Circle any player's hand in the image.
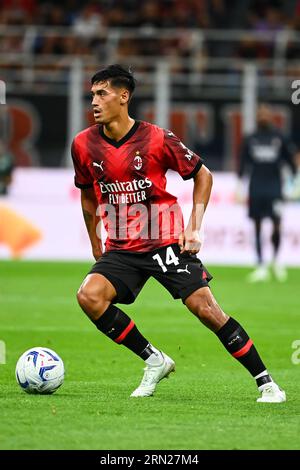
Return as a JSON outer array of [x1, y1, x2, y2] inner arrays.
[[92, 248, 102, 261], [179, 230, 201, 255]]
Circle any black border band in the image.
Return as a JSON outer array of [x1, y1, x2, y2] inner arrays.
[[75, 181, 93, 189], [182, 159, 203, 181]]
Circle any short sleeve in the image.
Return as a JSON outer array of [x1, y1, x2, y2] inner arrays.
[[163, 130, 203, 180], [71, 139, 93, 189]]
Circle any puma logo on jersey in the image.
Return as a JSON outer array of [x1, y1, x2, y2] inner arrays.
[[93, 161, 104, 171], [177, 264, 191, 274]]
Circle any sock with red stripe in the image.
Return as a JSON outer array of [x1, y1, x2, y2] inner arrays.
[[92, 304, 159, 362], [216, 317, 271, 381]]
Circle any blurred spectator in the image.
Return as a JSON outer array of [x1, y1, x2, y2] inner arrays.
[[72, 4, 104, 38], [208, 0, 228, 29], [0, 0, 36, 25], [249, 5, 285, 36], [246, 5, 286, 59], [0, 140, 14, 195], [286, 9, 300, 66], [139, 1, 161, 29], [0, 0, 298, 93]]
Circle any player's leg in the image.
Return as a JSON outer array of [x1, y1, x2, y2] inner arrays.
[[254, 217, 263, 264], [77, 273, 161, 362], [247, 217, 270, 282], [77, 267, 174, 397], [271, 216, 281, 258], [185, 287, 286, 402], [151, 243, 285, 402], [270, 215, 287, 281]]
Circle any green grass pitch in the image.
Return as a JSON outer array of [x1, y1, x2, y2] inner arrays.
[[0, 261, 299, 450]]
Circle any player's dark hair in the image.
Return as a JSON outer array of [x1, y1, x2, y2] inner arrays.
[[91, 64, 136, 97]]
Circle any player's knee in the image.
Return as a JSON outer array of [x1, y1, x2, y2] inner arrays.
[[76, 283, 109, 318], [196, 300, 227, 331], [185, 289, 228, 331], [196, 300, 214, 322], [187, 293, 213, 319]]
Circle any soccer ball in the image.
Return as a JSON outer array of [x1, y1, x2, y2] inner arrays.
[[15, 347, 64, 394]]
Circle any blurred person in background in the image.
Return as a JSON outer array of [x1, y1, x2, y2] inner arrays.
[[237, 103, 297, 283], [0, 139, 14, 196]]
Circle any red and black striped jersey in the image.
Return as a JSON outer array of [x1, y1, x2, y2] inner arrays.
[[72, 120, 202, 252]]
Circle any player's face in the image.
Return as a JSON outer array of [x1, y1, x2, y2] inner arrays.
[[91, 81, 128, 124], [257, 105, 272, 126]]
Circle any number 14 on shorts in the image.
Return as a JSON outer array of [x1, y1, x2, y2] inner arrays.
[[152, 246, 179, 272]]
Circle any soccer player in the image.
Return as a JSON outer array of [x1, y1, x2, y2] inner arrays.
[[72, 65, 285, 402], [238, 103, 296, 282]]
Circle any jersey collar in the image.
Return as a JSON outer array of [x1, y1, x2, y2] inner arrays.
[[99, 121, 140, 148]]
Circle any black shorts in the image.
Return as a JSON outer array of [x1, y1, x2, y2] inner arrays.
[[249, 195, 283, 220], [88, 243, 212, 305]]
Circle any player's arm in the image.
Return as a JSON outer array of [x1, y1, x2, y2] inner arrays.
[[80, 187, 102, 260], [179, 165, 213, 255]]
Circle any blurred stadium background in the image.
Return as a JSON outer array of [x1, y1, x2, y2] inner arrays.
[[1, 0, 300, 263], [1, 0, 300, 452]]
